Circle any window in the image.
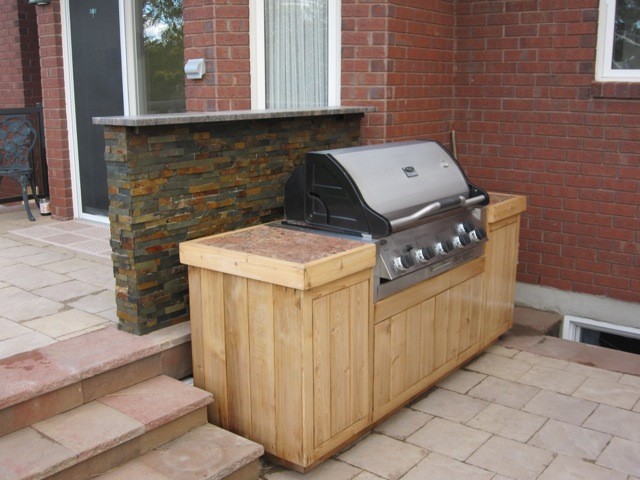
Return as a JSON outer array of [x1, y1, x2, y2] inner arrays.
[[250, 0, 341, 109], [124, 0, 186, 114], [563, 315, 640, 355], [596, 0, 640, 81]]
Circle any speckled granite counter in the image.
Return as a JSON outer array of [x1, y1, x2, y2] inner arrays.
[[179, 223, 376, 290]]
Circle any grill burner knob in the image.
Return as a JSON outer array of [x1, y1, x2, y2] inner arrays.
[[393, 253, 415, 271], [453, 233, 472, 249], [415, 246, 436, 263], [470, 228, 487, 242], [456, 221, 475, 235], [434, 240, 454, 256]]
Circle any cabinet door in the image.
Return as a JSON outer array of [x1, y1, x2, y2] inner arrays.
[[312, 280, 370, 449], [482, 217, 520, 344], [373, 274, 483, 419]]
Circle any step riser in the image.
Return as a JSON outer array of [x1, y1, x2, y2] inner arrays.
[[46, 408, 207, 480], [0, 343, 192, 437]]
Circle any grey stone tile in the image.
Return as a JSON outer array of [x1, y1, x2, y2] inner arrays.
[[523, 390, 597, 425], [69, 290, 116, 314], [0, 245, 45, 259], [32, 280, 104, 302], [620, 374, 640, 389], [597, 437, 640, 477], [466, 403, 547, 442], [337, 433, 427, 480], [23, 309, 108, 339], [466, 352, 532, 381], [573, 377, 640, 410], [0, 317, 32, 341], [18, 250, 75, 266], [96, 308, 119, 323], [406, 417, 490, 461], [564, 362, 624, 382], [437, 369, 486, 394], [539, 455, 626, 480], [67, 265, 115, 289], [3, 296, 65, 322], [0, 237, 21, 249], [351, 473, 384, 480], [0, 256, 17, 268], [467, 436, 553, 480], [411, 388, 488, 423], [513, 351, 570, 369], [8, 270, 71, 291], [583, 404, 640, 442], [402, 452, 493, 480], [517, 365, 586, 395], [264, 459, 361, 479], [468, 376, 540, 409], [486, 344, 519, 358], [41, 258, 99, 274], [0, 331, 56, 359], [373, 408, 432, 441], [528, 419, 611, 460]]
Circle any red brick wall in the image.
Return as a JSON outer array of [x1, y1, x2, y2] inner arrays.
[[184, 0, 251, 111], [36, 2, 73, 219], [342, 1, 456, 146], [0, 0, 42, 108], [454, 1, 640, 304]]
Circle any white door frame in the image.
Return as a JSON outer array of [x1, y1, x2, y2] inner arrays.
[[61, 0, 135, 223]]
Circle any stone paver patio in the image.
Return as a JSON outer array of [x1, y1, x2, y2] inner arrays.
[[1, 202, 640, 480]]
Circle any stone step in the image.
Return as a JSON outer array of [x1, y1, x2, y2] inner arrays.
[[96, 424, 264, 480], [0, 375, 212, 480], [0, 323, 191, 437]]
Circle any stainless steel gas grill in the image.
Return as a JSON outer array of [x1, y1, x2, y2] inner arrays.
[[284, 140, 490, 300]]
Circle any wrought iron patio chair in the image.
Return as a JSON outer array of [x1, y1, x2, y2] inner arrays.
[[0, 115, 41, 221]]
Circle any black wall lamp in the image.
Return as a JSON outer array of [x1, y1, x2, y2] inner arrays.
[[28, 0, 51, 5]]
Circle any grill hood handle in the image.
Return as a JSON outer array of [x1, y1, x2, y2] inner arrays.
[[390, 194, 486, 230]]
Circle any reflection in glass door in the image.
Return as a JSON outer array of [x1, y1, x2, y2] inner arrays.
[[134, 0, 185, 114]]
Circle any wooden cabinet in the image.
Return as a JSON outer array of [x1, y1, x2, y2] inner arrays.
[[180, 194, 526, 472], [181, 227, 376, 471], [372, 259, 485, 421]]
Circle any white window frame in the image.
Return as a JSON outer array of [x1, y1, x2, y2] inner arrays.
[[596, 0, 640, 82], [562, 315, 640, 344], [249, 0, 341, 109]]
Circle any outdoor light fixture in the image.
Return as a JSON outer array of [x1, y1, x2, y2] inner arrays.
[[28, 0, 51, 5]]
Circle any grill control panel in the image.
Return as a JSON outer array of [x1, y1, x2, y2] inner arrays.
[[376, 210, 487, 297]]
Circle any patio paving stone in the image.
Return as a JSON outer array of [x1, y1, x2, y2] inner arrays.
[[465, 352, 532, 381], [69, 290, 117, 314], [68, 265, 117, 290], [538, 455, 626, 480], [411, 388, 488, 423], [528, 418, 611, 460], [41, 257, 100, 274], [2, 295, 65, 322], [620, 373, 640, 388], [337, 433, 427, 480], [0, 317, 32, 341], [435, 368, 486, 394], [522, 389, 598, 426], [23, 308, 108, 338], [513, 350, 570, 369], [563, 361, 624, 381], [467, 376, 540, 409], [264, 459, 361, 479], [18, 250, 75, 266], [0, 330, 56, 359], [596, 436, 640, 477], [32, 279, 105, 302], [372, 407, 432, 441], [572, 376, 640, 409], [466, 403, 547, 442], [405, 417, 491, 461], [517, 365, 587, 395], [467, 435, 553, 480], [583, 404, 640, 442], [401, 452, 493, 480], [0, 244, 46, 259]]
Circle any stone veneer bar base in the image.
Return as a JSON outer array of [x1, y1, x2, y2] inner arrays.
[[95, 108, 372, 334]]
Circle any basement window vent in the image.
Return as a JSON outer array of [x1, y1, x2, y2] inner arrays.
[[562, 316, 640, 356]]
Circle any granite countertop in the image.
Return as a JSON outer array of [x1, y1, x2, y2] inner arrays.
[[195, 223, 371, 265], [93, 106, 375, 127]]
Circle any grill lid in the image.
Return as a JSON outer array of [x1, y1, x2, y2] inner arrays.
[[284, 140, 489, 237]]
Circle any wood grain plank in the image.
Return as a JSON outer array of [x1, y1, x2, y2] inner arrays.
[[224, 274, 252, 437], [330, 287, 351, 437], [247, 279, 276, 452], [390, 311, 407, 398], [350, 281, 370, 423], [373, 320, 391, 410], [420, 298, 436, 379], [312, 294, 331, 448], [274, 286, 304, 464], [405, 303, 422, 389]]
